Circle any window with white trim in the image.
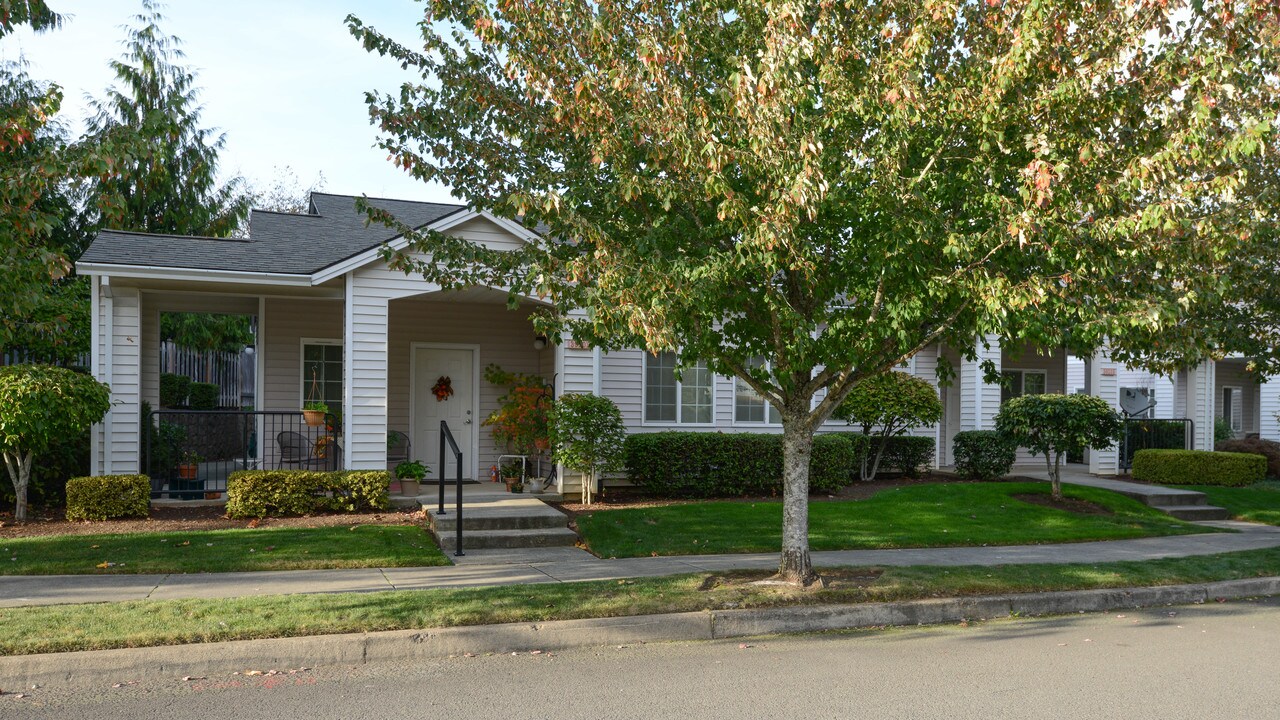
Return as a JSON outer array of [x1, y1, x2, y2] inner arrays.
[[301, 340, 343, 416], [1000, 370, 1047, 404], [644, 351, 713, 424], [735, 357, 781, 424], [1221, 386, 1243, 433]]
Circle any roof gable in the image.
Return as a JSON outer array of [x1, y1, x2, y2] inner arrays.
[[78, 192, 471, 277]]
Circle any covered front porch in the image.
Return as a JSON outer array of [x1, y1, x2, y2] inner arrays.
[[93, 276, 563, 496]]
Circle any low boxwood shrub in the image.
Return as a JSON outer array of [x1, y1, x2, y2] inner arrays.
[[65, 474, 151, 521], [952, 430, 1017, 481], [881, 435, 935, 477], [624, 431, 863, 498], [1216, 438, 1280, 479], [188, 382, 219, 411], [226, 470, 391, 518], [1131, 449, 1266, 487]]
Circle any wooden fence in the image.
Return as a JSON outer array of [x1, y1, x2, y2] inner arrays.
[[160, 342, 256, 409]]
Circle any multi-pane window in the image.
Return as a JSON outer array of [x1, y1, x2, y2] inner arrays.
[[735, 357, 781, 424], [1000, 370, 1047, 404], [644, 351, 713, 424], [302, 341, 343, 416]]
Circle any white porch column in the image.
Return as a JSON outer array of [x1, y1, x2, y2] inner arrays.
[[343, 273, 390, 471], [1259, 374, 1280, 442], [960, 335, 1001, 431], [1088, 348, 1121, 475], [1187, 361, 1216, 451], [103, 282, 142, 475]]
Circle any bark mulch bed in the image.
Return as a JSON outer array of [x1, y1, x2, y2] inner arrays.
[[1010, 492, 1114, 516], [0, 505, 426, 540]]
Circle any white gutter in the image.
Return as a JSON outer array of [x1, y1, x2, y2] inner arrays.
[[77, 262, 314, 287]]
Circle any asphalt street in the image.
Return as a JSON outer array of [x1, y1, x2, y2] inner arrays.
[[6, 598, 1280, 719]]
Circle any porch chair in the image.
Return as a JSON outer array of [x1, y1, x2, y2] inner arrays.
[[386, 430, 411, 466], [276, 431, 329, 470]]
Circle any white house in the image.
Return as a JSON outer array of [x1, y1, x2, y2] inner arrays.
[[77, 192, 1275, 497]]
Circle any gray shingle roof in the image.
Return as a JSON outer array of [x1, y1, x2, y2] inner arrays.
[[78, 192, 468, 276]]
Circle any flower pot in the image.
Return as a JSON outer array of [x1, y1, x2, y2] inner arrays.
[[525, 477, 546, 494], [177, 463, 198, 480], [204, 492, 221, 501], [503, 477, 521, 492], [302, 410, 325, 427], [400, 479, 421, 496]]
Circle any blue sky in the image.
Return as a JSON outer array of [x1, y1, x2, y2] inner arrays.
[[1, 0, 456, 203]]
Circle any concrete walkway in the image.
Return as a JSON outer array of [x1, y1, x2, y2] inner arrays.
[[5, 520, 1280, 609]]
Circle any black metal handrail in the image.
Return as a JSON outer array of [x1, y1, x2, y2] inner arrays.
[[1119, 417, 1194, 472], [439, 420, 465, 556]]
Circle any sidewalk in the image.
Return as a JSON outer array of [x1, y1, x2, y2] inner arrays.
[[5, 520, 1279, 608]]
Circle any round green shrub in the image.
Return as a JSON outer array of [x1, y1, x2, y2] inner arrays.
[[952, 430, 1017, 481]]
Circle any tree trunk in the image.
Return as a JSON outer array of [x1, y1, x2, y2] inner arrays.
[[4, 451, 33, 522], [778, 416, 817, 585], [1048, 452, 1063, 500]]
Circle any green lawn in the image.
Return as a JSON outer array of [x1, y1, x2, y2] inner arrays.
[[0, 524, 450, 575], [1185, 481, 1280, 526], [4, 546, 1280, 656], [576, 482, 1211, 558]]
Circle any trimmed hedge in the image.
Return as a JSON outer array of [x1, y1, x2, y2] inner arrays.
[[881, 435, 935, 477], [952, 430, 1017, 481], [65, 475, 151, 522], [1216, 438, 1280, 479], [1131, 449, 1266, 487], [188, 382, 219, 410], [159, 373, 190, 408], [226, 470, 391, 518], [624, 432, 860, 498]]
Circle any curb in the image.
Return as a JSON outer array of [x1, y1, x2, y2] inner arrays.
[[5, 577, 1278, 688]]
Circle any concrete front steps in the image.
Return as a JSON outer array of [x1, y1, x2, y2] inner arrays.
[[1056, 475, 1232, 521], [423, 488, 578, 552]]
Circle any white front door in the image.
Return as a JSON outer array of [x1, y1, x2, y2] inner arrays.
[[413, 346, 476, 479]]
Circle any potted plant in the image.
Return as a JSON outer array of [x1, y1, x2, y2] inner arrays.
[[500, 459, 524, 492], [177, 450, 203, 480], [395, 460, 428, 496], [482, 365, 552, 458]]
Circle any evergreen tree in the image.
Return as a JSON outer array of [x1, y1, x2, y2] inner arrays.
[[86, 0, 247, 237]]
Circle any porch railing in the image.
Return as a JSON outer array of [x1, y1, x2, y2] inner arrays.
[[439, 420, 465, 556], [1119, 418, 1193, 472], [142, 410, 341, 500]]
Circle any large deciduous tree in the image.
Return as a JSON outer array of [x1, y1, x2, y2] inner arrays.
[[86, 0, 248, 237], [349, 0, 1280, 583], [0, 5, 107, 359]]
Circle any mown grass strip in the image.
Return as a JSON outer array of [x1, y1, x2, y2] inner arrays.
[[1184, 482, 1280, 526], [5, 547, 1280, 656], [576, 482, 1212, 558], [0, 524, 449, 576]]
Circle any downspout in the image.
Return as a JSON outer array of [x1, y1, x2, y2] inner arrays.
[[102, 276, 114, 475]]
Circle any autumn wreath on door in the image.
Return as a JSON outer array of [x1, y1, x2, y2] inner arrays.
[[431, 376, 454, 402]]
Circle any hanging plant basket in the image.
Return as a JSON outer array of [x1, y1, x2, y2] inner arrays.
[[302, 410, 325, 426]]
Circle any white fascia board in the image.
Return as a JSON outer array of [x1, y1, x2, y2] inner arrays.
[[308, 208, 541, 285], [77, 262, 314, 287]]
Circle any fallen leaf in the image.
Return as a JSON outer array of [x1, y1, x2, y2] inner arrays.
[[89, 544, 100, 549], [182, 676, 206, 682], [738, 643, 753, 649], [244, 670, 264, 676]]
